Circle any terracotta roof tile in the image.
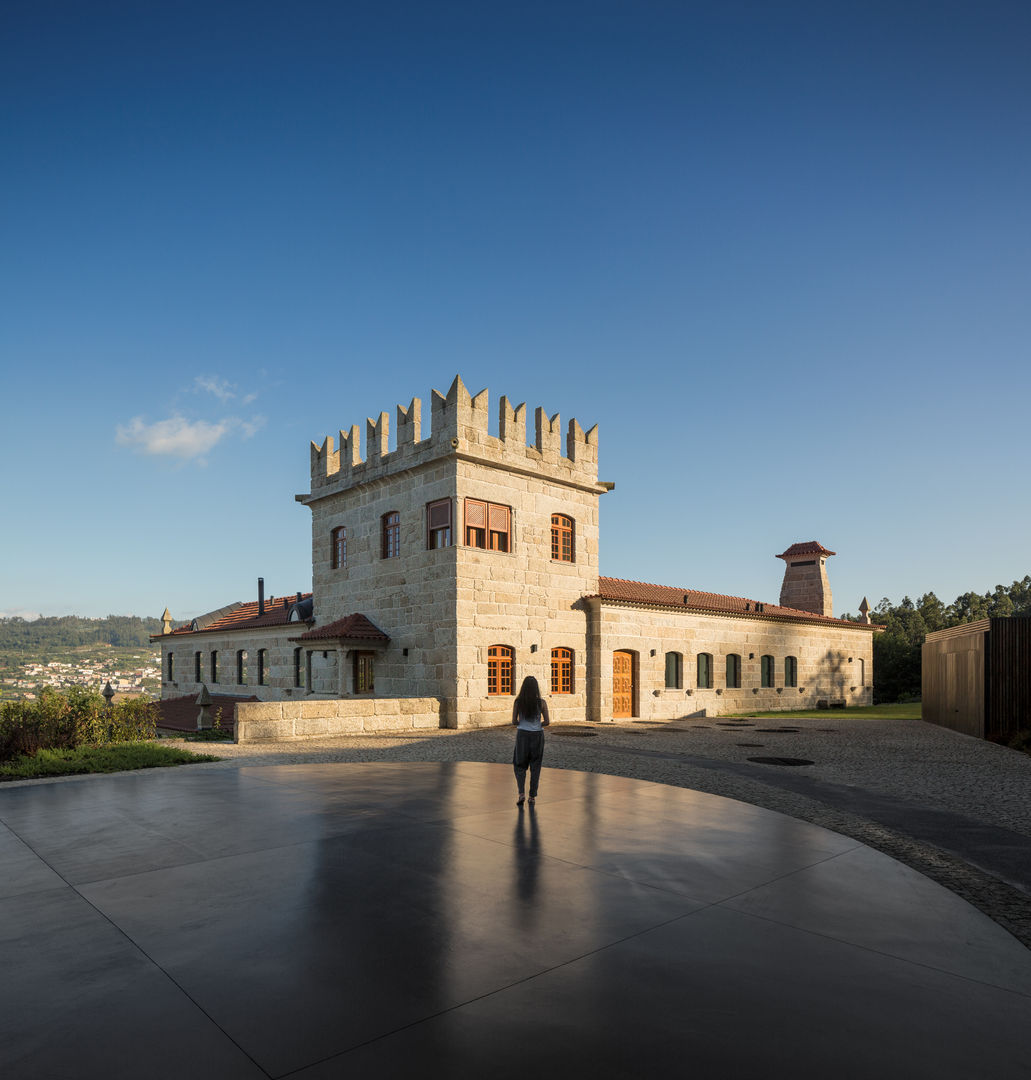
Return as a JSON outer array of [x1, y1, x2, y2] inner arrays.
[[158, 593, 314, 638], [776, 541, 836, 558], [592, 576, 865, 627], [294, 613, 389, 642]]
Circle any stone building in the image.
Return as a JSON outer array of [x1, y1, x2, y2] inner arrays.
[[154, 377, 878, 736]]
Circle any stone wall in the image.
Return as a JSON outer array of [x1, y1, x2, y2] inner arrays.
[[588, 601, 875, 720], [235, 697, 444, 742], [160, 626, 308, 702]]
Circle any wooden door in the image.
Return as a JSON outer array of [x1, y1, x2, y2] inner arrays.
[[612, 651, 634, 718]]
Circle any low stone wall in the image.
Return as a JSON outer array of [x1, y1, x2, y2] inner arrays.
[[234, 697, 443, 742]]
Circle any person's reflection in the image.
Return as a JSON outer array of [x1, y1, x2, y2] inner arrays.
[[513, 806, 542, 923]]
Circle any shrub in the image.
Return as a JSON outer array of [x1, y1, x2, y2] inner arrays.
[[0, 688, 157, 763]]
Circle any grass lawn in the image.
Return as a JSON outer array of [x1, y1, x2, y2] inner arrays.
[[727, 702, 922, 721], [0, 742, 221, 781]]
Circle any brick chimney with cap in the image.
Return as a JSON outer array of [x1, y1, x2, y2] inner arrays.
[[776, 541, 836, 617]]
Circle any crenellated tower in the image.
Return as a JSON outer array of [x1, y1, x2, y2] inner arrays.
[[296, 375, 608, 727], [304, 374, 600, 496]]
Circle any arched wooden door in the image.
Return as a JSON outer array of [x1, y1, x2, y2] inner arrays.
[[612, 651, 635, 718]]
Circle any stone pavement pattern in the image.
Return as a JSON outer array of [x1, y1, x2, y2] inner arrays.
[[2, 755, 1031, 1078]]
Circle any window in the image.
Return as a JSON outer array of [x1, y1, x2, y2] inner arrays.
[[258, 649, 268, 686], [551, 647, 573, 694], [426, 499, 452, 549], [293, 647, 303, 689], [210, 651, 219, 684], [551, 514, 574, 562], [697, 653, 713, 689], [237, 649, 247, 685], [194, 652, 202, 683], [761, 655, 775, 688], [859, 657, 866, 687], [465, 499, 511, 552], [664, 651, 683, 689], [726, 654, 742, 688], [353, 651, 375, 693], [785, 656, 798, 687], [381, 511, 400, 558], [166, 653, 174, 681], [488, 645, 514, 695], [331, 526, 347, 569]]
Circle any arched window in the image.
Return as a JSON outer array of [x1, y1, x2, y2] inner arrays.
[[664, 651, 683, 689], [331, 526, 346, 569], [194, 651, 202, 683], [697, 653, 713, 689], [210, 651, 219, 684], [551, 514, 574, 562], [488, 645, 514, 695], [551, 647, 573, 694], [785, 656, 798, 687], [760, 655, 775, 688], [258, 649, 268, 686], [237, 649, 248, 685], [726, 654, 742, 688], [381, 511, 400, 558]]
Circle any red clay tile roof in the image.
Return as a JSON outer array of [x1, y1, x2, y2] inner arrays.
[[156, 593, 314, 638], [294, 613, 390, 642], [776, 541, 836, 558], [155, 693, 258, 733], [592, 576, 871, 628]]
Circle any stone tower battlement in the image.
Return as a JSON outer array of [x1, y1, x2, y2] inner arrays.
[[304, 375, 602, 497]]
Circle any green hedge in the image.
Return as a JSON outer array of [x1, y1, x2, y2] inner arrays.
[[0, 687, 157, 762]]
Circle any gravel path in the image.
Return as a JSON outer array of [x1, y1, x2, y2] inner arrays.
[[26, 714, 1031, 947]]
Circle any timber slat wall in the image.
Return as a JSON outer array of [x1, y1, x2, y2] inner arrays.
[[922, 621, 987, 738], [987, 618, 1031, 739], [923, 618, 1031, 740]]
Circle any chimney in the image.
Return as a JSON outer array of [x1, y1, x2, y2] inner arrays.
[[775, 541, 836, 617], [296, 591, 302, 603], [258, 577, 265, 615]]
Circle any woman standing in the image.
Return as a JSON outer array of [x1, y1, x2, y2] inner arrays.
[[512, 675, 550, 807]]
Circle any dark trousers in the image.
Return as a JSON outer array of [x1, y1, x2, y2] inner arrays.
[[513, 730, 545, 796]]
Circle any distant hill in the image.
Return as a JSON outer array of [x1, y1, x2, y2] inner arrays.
[[0, 615, 163, 652]]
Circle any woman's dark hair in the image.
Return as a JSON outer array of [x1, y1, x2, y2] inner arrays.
[[515, 675, 543, 718]]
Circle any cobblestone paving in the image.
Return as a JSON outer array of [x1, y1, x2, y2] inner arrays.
[[19, 715, 1031, 948]]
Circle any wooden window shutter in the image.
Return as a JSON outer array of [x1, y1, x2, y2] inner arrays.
[[465, 499, 487, 528], [488, 504, 510, 533], [428, 499, 451, 529]]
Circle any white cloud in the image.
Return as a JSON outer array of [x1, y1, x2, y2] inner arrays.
[[0, 609, 41, 621], [116, 415, 229, 461], [194, 375, 236, 402], [116, 413, 266, 462]]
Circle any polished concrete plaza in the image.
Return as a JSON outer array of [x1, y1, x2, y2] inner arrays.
[[2, 761, 1030, 1079]]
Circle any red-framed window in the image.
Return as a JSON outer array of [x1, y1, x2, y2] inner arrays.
[[381, 511, 400, 558], [551, 514, 574, 562], [331, 526, 347, 569], [426, 499, 452, 549], [551, 647, 573, 694], [465, 499, 511, 552], [487, 645, 514, 695]]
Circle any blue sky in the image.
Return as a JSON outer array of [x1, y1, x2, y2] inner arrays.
[[2, 0, 1029, 620]]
